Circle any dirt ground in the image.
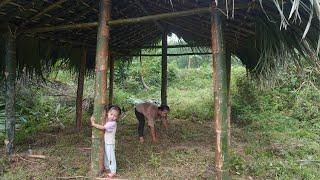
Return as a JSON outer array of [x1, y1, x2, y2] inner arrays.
[[0, 116, 227, 179]]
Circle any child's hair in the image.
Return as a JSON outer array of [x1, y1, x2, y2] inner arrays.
[[105, 104, 122, 115], [158, 105, 170, 112]]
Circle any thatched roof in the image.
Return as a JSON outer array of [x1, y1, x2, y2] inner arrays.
[[0, 0, 319, 77]]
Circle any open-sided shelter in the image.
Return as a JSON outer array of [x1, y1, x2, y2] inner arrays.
[[1, 0, 319, 178]]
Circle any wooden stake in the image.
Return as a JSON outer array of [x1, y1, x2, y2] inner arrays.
[[91, 0, 111, 176], [76, 47, 87, 130], [161, 31, 168, 106], [211, 4, 230, 180]]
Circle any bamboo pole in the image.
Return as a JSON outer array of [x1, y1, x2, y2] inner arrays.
[[211, 4, 230, 180], [91, 0, 111, 176], [76, 47, 87, 131], [21, 22, 98, 33], [109, 7, 211, 26], [0, 0, 13, 9], [139, 44, 211, 49], [161, 31, 168, 106], [30, 0, 67, 21], [108, 57, 114, 106], [118, 52, 212, 57], [226, 49, 232, 146], [134, 0, 164, 31], [4, 27, 17, 155]]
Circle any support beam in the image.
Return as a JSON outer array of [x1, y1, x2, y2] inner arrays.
[[161, 31, 168, 106], [108, 57, 114, 105], [30, 0, 67, 21], [91, 0, 111, 176], [76, 47, 87, 131], [19, 7, 211, 33], [4, 27, 17, 155], [140, 44, 211, 49], [118, 52, 212, 57], [135, 0, 164, 31], [211, 4, 230, 180], [0, 0, 13, 9], [21, 22, 98, 33], [109, 7, 211, 26]]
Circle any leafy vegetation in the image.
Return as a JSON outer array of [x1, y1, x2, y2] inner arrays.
[[0, 54, 319, 179]]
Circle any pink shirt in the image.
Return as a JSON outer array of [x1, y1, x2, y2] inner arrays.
[[104, 121, 117, 144]]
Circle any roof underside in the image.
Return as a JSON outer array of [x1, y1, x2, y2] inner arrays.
[[0, 0, 319, 76]]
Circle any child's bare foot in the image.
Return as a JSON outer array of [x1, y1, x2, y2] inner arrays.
[[139, 137, 144, 143], [107, 173, 116, 178]]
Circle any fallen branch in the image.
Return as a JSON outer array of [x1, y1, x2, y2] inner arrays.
[[297, 160, 320, 165], [78, 147, 91, 152], [95, 178, 129, 180], [27, 154, 46, 159], [16, 154, 39, 164], [56, 176, 88, 179]]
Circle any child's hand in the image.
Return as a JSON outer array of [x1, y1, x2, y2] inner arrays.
[[90, 116, 95, 126]]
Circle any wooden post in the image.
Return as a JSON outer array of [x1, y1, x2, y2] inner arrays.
[[161, 31, 168, 106], [4, 27, 17, 155], [91, 0, 111, 176], [76, 47, 87, 130], [211, 4, 230, 180], [226, 49, 231, 146], [108, 56, 114, 106]]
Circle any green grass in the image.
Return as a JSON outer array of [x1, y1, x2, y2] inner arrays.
[[1, 63, 320, 179]]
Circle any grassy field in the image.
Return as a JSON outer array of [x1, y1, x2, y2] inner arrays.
[[1, 64, 319, 179]]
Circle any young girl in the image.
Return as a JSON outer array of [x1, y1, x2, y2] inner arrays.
[[91, 105, 121, 178]]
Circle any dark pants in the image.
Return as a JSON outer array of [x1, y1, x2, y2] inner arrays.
[[135, 108, 145, 137]]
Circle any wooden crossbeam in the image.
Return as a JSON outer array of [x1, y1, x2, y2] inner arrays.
[[108, 7, 211, 26], [135, 0, 165, 31], [123, 44, 211, 49], [119, 52, 212, 57], [21, 22, 98, 33], [20, 4, 254, 34], [0, 0, 13, 9], [30, 0, 67, 21]]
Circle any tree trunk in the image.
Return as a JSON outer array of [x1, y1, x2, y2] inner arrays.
[[161, 31, 168, 106], [109, 57, 114, 105], [91, 0, 111, 176], [4, 29, 17, 155], [211, 4, 230, 180], [76, 47, 87, 131], [139, 53, 150, 90], [226, 49, 231, 146]]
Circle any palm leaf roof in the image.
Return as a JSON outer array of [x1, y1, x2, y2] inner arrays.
[[0, 0, 319, 77]]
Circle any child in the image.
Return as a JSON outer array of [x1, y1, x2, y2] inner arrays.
[[91, 105, 121, 178]]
